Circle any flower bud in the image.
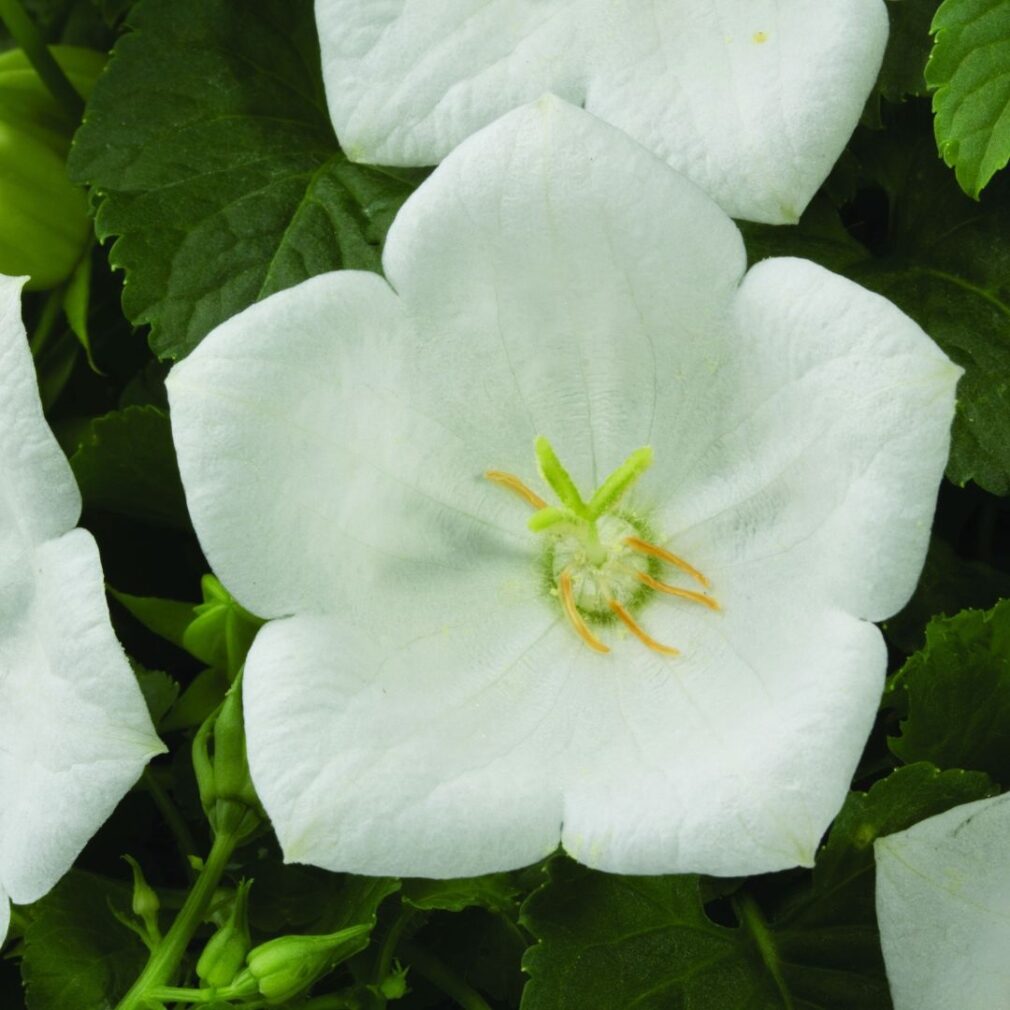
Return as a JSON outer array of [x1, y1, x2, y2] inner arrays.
[[122, 855, 160, 943], [244, 924, 371, 1004], [197, 879, 252, 989]]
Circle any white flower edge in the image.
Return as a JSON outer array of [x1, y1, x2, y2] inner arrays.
[[0, 275, 164, 941], [169, 97, 959, 878], [875, 793, 1010, 1010], [316, 0, 888, 224]]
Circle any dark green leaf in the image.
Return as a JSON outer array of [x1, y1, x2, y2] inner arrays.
[[879, 0, 939, 102], [770, 763, 996, 1010], [927, 0, 1010, 197], [132, 661, 179, 724], [70, 405, 188, 527], [884, 537, 1010, 651], [520, 859, 780, 1010], [69, 0, 421, 359], [744, 110, 1010, 494], [22, 872, 147, 1010], [887, 599, 1010, 782], [403, 875, 519, 915]]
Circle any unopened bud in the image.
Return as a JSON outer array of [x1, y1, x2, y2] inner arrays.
[[123, 855, 160, 942], [244, 924, 371, 1004], [197, 880, 252, 989]]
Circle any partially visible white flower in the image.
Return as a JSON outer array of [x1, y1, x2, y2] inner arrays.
[[875, 794, 1010, 1010], [0, 275, 163, 941], [169, 97, 958, 879], [315, 0, 888, 224]]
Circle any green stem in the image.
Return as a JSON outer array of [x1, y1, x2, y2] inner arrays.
[[735, 893, 795, 1010], [399, 940, 493, 1010], [114, 829, 240, 1010], [28, 287, 64, 358], [0, 0, 84, 119], [372, 907, 415, 993], [143, 768, 200, 879]]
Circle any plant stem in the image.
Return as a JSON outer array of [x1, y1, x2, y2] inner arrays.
[[0, 0, 83, 119], [114, 829, 240, 1010], [143, 768, 200, 879], [735, 892, 795, 1010], [372, 907, 415, 993], [399, 940, 493, 1010]]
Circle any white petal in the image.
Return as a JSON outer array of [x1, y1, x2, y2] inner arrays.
[[657, 257, 960, 623], [0, 529, 164, 904], [875, 794, 1010, 1010], [244, 608, 576, 877], [559, 593, 884, 874], [170, 97, 744, 618], [317, 0, 888, 223], [0, 275, 80, 545]]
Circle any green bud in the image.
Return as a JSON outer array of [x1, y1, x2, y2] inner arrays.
[[197, 880, 252, 989], [379, 963, 410, 1000], [245, 924, 372, 1004], [122, 855, 160, 944]]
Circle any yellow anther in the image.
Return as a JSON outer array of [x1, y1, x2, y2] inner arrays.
[[485, 470, 547, 510], [608, 600, 680, 657], [559, 570, 610, 654], [634, 571, 721, 611], [624, 536, 711, 589]]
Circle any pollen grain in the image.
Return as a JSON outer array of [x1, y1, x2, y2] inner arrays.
[[608, 600, 680, 657], [559, 570, 610, 654], [485, 470, 547, 510]]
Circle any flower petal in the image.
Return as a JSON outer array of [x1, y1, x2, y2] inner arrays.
[[656, 257, 960, 623], [244, 607, 578, 877], [0, 275, 79, 544], [382, 95, 746, 497], [875, 794, 1010, 1010], [317, 0, 888, 223], [0, 529, 164, 907], [559, 593, 884, 874], [169, 97, 745, 618]]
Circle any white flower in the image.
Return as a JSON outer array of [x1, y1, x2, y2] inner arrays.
[[315, 0, 888, 224], [875, 793, 1010, 1010], [168, 98, 958, 879], [0, 275, 163, 940]]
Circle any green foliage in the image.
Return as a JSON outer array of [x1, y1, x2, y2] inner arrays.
[[887, 599, 1010, 782], [769, 763, 996, 1009], [878, 0, 940, 103], [68, 0, 421, 359], [22, 872, 147, 1010], [70, 404, 188, 526], [928, 0, 1010, 197], [744, 111, 1010, 494], [521, 859, 781, 1010], [402, 874, 520, 914]]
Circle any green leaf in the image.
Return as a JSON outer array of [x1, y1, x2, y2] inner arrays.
[[68, 0, 421, 360], [110, 587, 195, 653], [769, 763, 997, 1010], [22, 872, 147, 1010], [70, 405, 188, 527], [402, 874, 519, 914], [878, 0, 940, 103], [132, 661, 180, 725], [886, 599, 1010, 782], [927, 0, 1010, 197], [520, 859, 780, 1010], [744, 111, 1010, 494], [884, 537, 1010, 652]]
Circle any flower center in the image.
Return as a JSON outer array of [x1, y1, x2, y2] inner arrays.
[[487, 436, 719, 656]]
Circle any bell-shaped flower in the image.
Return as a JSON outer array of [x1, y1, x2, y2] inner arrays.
[[315, 0, 888, 224], [168, 98, 958, 879], [875, 794, 1010, 1010], [0, 275, 164, 941]]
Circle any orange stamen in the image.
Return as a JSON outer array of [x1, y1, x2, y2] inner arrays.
[[634, 571, 721, 611], [485, 470, 547, 510], [608, 600, 680, 657], [559, 570, 610, 654], [624, 536, 711, 588]]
